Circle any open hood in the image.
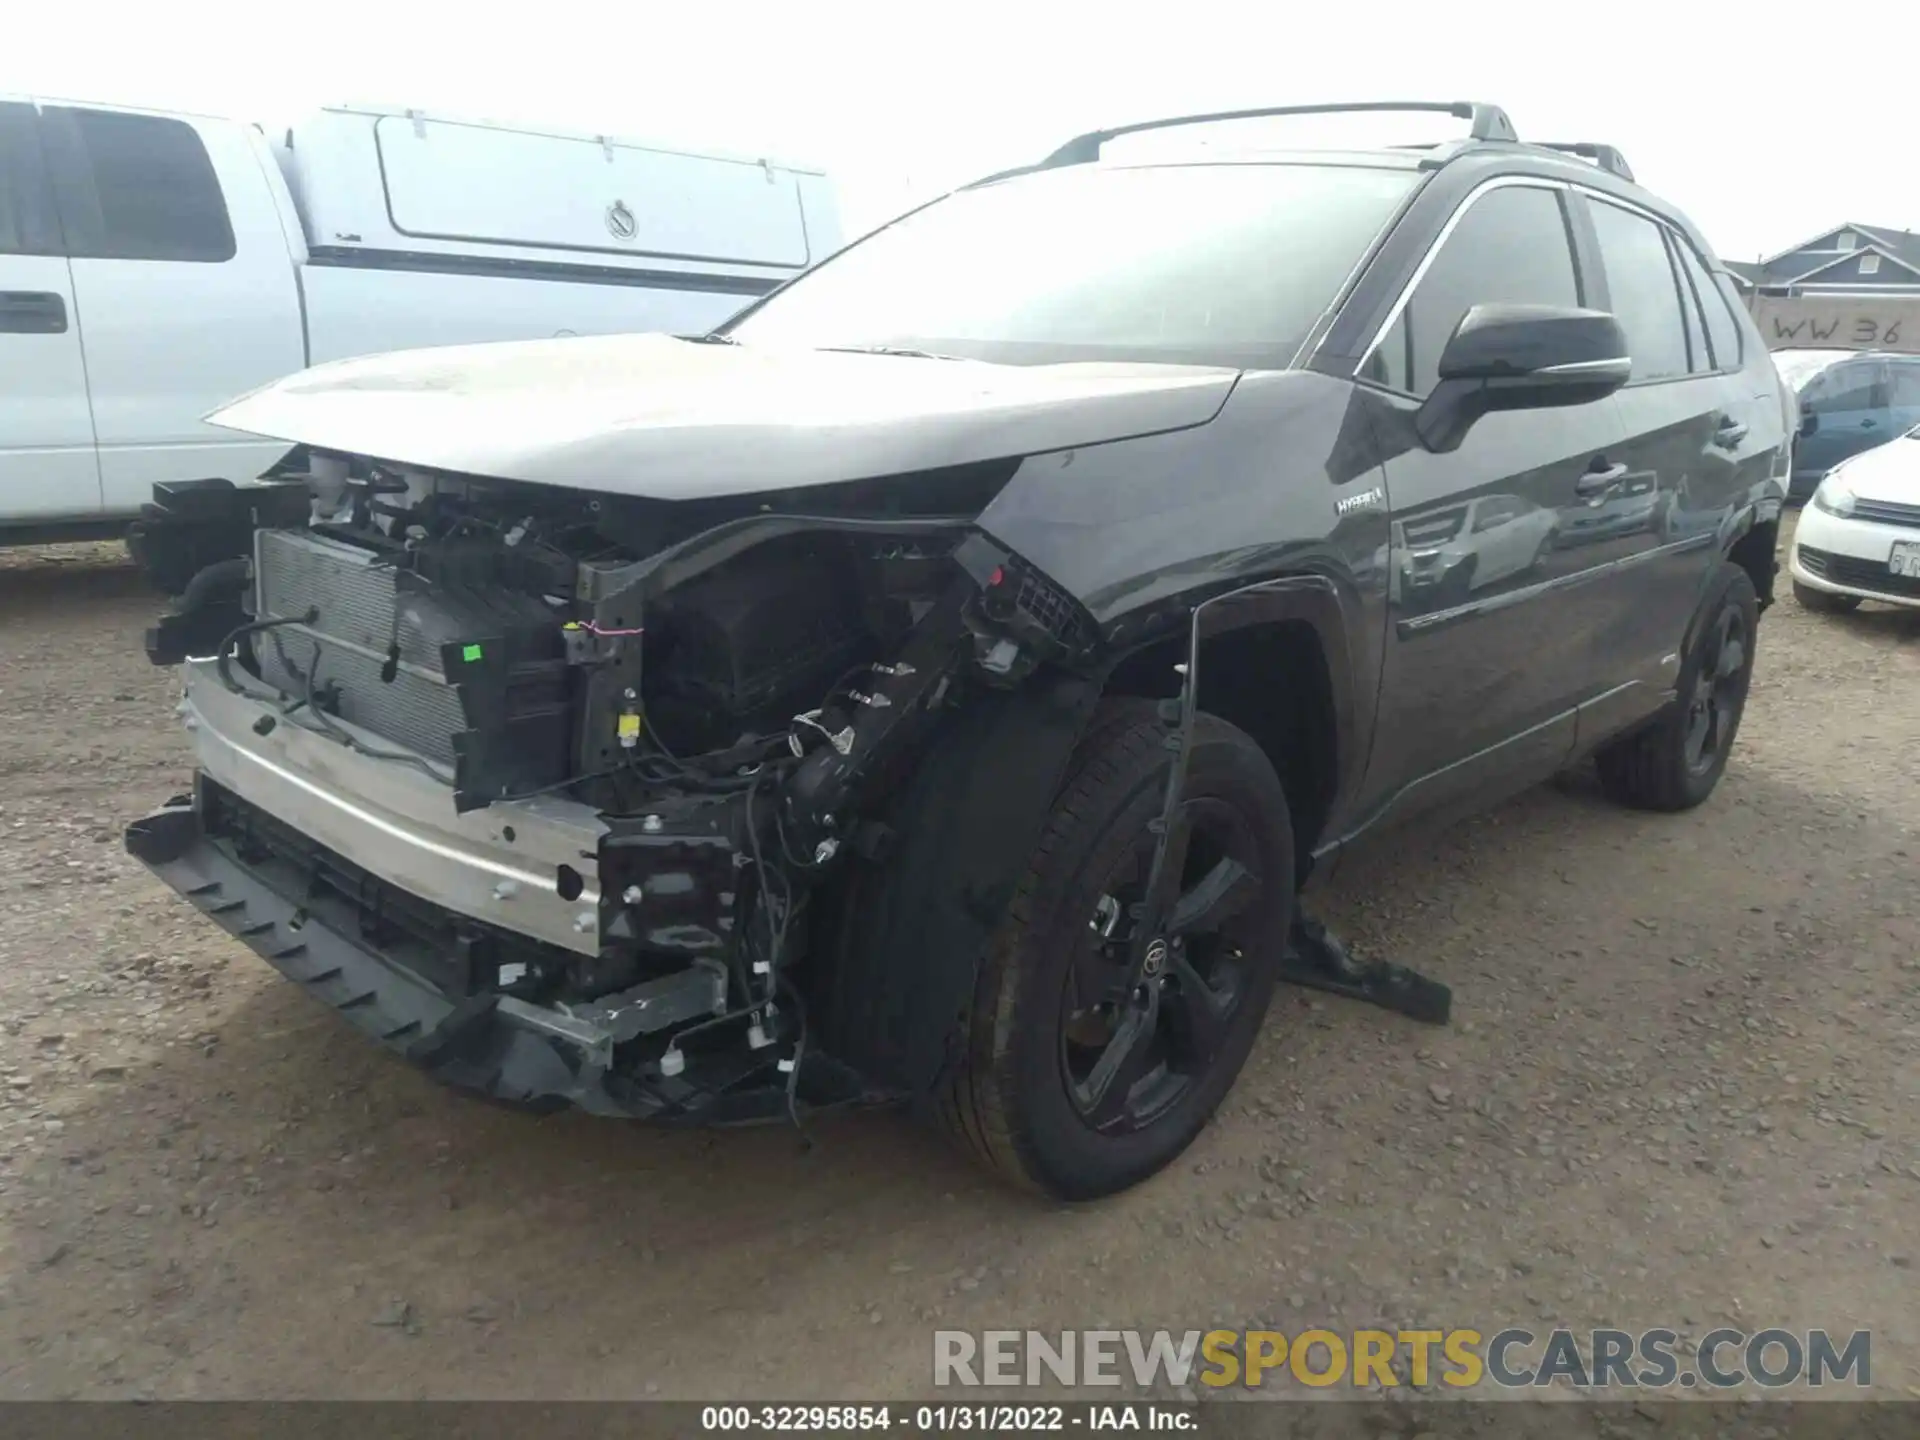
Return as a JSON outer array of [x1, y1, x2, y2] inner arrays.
[[207, 333, 1240, 501]]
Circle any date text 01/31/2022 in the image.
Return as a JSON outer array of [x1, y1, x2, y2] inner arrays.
[[699, 1404, 1195, 1431]]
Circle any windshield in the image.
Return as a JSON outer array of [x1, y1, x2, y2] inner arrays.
[[725, 161, 1420, 369]]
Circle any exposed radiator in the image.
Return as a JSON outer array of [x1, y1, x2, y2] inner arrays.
[[251, 529, 569, 770]]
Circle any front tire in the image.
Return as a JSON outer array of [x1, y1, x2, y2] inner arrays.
[[1596, 562, 1758, 812], [1792, 578, 1861, 614], [931, 702, 1294, 1199]]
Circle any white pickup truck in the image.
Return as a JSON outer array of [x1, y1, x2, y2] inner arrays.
[[0, 96, 840, 541]]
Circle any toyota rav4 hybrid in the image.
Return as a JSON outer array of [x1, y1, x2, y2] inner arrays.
[[125, 101, 1790, 1200]]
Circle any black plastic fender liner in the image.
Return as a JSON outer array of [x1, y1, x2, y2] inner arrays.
[[813, 672, 1105, 1095], [125, 477, 308, 596]]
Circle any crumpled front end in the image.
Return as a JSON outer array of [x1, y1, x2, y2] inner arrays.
[[125, 452, 1108, 1122]]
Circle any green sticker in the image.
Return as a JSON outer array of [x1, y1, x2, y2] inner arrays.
[[462, 643, 484, 662]]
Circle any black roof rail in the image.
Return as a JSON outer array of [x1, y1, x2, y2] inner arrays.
[[1530, 141, 1634, 183], [1037, 101, 1518, 169]]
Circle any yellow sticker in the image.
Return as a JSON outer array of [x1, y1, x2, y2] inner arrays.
[[617, 713, 642, 739]]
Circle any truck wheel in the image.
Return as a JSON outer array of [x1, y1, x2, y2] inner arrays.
[[1596, 562, 1758, 812], [932, 702, 1294, 1199], [1792, 579, 1860, 614]]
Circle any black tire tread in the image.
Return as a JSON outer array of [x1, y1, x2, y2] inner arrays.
[[1596, 562, 1757, 813], [928, 698, 1169, 1192]]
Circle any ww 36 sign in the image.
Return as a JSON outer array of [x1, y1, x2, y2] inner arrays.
[[1746, 295, 1920, 355]]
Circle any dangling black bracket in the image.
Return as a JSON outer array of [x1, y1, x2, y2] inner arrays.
[[1124, 583, 1452, 1025], [1278, 911, 1451, 1025]]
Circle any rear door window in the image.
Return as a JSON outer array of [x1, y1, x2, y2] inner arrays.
[[39, 106, 235, 263], [1588, 199, 1691, 383]]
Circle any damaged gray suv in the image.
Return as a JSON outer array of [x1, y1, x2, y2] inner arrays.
[[126, 101, 1790, 1199]]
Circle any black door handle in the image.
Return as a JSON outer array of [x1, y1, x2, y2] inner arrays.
[[1714, 417, 1749, 448], [1575, 461, 1628, 497], [1861, 418, 1878, 429], [0, 291, 68, 334]]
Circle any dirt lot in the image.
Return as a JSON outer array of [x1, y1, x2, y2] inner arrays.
[[0, 517, 1915, 1403]]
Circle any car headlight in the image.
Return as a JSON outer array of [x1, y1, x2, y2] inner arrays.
[[1812, 472, 1858, 518]]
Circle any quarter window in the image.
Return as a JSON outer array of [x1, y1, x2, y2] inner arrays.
[[1691, 251, 1743, 371], [39, 106, 235, 263], [1589, 200, 1691, 383], [1363, 184, 1580, 397], [1671, 239, 1741, 372]]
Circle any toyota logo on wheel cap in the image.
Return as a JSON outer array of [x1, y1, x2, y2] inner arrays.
[[605, 200, 637, 240], [1142, 938, 1168, 976]]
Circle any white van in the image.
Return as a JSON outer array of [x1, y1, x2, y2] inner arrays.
[[0, 96, 841, 539]]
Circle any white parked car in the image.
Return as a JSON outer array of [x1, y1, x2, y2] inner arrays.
[[1386, 492, 1561, 607], [1788, 426, 1920, 612], [0, 95, 840, 548]]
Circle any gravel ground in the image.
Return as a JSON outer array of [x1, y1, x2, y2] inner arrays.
[[0, 517, 1915, 1403]]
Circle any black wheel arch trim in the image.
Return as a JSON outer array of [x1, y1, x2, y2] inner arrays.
[[1181, 572, 1366, 839], [1099, 570, 1366, 854]]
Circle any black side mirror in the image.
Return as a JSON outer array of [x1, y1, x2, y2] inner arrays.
[[1416, 303, 1631, 452], [1799, 410, 1819, 437]]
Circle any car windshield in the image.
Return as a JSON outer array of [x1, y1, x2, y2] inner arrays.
[[724, 161, 1420, 369]]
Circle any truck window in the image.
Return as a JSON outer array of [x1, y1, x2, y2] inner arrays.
[[38, 106, 235, 263], [0, 102, 63, 256]]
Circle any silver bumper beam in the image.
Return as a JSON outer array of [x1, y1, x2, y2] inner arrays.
[[179, 659, 607, 956]]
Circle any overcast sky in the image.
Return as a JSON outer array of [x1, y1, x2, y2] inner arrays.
[[10, 2, 1915, 260]]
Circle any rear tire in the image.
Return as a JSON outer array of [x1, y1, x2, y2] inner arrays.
[[931, 702, 1293, 1200], [1792, 578, 1861, 614], [1596, 562, 1758, 812]]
